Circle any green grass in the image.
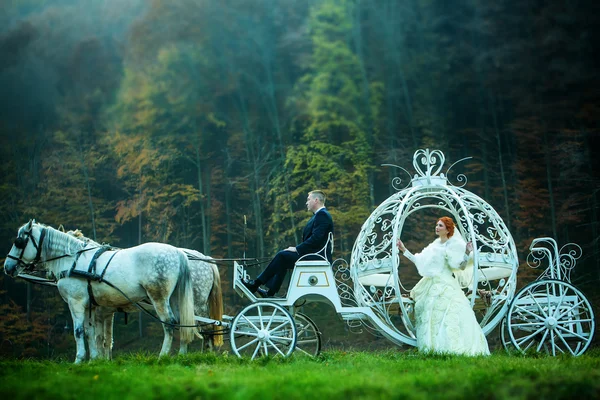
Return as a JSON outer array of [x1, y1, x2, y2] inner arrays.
[[1, 349, 600, 400]]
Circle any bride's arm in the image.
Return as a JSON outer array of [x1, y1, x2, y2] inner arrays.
[[396, 239, 416, 264], [453, 241, 473, 270]]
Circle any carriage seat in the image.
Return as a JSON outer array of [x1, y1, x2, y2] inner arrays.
[[475, 252, 514, 282], [294, 232, 334, 268], [356, 257, 396, 288], [358, 273, 396, 287]]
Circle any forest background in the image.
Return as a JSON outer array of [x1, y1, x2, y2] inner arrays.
[[0, 0, 599, 358]]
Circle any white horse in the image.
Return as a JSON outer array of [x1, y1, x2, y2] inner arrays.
[[4, 220, 197, 363], [65, 230, 224, 358]]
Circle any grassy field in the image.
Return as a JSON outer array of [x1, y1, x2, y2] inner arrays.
[[1, 349, 599, 400]]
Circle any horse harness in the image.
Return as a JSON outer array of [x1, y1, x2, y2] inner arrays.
[[10, 228, 252, 333], [10, 227, 123, 320], [8, 227, 48, 272], [56, 246, 120, 318]]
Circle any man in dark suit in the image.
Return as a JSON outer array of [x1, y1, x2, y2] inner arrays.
[[243, 190, 334, 297]]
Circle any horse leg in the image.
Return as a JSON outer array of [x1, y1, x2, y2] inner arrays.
[[105, 313, 115, 360], [84, 307, 100, 360], [94, 308, 114, 360], [149, 297, 177, 357], [179, 341, 188, 355], [170, 295, 189, 355], [204, 335, 214, 353], [94, 310, 107, 359], [67, 301, 88, 364]]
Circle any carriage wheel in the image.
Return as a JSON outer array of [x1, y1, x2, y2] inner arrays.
[[506, 279, 595, 356], [229, 302, 297, 359], [500, 317, 516, 353], [290, 313, 321, 357]]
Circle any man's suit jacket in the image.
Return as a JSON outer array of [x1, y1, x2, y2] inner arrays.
[[295, 208, 334, 262]]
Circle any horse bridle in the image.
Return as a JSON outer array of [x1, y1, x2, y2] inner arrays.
[[6, 226, 47, 272]]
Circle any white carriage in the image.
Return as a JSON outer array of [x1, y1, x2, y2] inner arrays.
[[501, 238, 595, 355], [206, 149, 594, 358]]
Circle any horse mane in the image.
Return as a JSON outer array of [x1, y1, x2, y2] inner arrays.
[[40, 223, 86, 258], [18, 221, 87, 277], [65, 229, 105, 248]]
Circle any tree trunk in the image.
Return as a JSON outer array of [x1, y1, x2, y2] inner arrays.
[[79, 141, 97, 241], [138, 203, 143, 338], [491, 95, 511, 231], [195, 144, 209, 256], [543, 131, 558, 239]]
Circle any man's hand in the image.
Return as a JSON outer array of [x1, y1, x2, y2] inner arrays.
[[284, 246, 298, 253]]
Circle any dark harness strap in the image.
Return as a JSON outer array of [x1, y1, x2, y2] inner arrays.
[[56, 246, 94, 280], [88, 247, 110, 275], [85, 247, 117, 317], [99, 251, 119, 281]]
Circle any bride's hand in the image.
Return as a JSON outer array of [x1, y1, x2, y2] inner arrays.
[[466, 241, 474, 254], [396, 239, 406, 252]]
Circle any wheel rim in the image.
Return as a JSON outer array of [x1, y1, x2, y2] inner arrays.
[[290, 313, 321, 357], [507, 280, 595, 356], [500, 318, 516, 353], [230, 302, 297, 359]]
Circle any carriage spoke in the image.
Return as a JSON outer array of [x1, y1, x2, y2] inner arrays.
[[263, 342, 269, 356], [557, 318, 593, 324], [546, 284, 552, 314], [257, 306, 264, 330], [251, 341, 262, 360], [295, 346, 313, 357], [535, 329, 550, 352], [270, 319, 292, 334], [550, 286, 570, 318], [267, 339, 286, 357], [514, 305, 546, 322], [237, 331, 259, 338], [264, 308, 278, 331], [241, 315, 261, 332], [554, 299, 586, 321], [550, 330, 564, 356], [515, 326, 546, 346], [269, 335, 294, 342], [296, 325, 309, 336], [555, 324, 590, 342], [297, 338, 318, 345], [554, 328, 577, 356], [237, 337, 259, 352], [522, 337, 536, 352], [556, 318, 593, 325], [528, 292, 549, 319], [511, 322, 546, 328]]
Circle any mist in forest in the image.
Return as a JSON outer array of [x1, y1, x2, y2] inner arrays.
[[1, 0, 599, 356]]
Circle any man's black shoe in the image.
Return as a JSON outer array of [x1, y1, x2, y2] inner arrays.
[[256, 287, 271, 298], [242, 279, 260, 293]]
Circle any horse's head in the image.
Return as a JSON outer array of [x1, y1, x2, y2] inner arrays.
[[4, 219, 45, 277]]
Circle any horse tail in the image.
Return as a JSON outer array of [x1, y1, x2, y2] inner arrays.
[[208, 263, 224, 347], [177, 251, 197, 344]]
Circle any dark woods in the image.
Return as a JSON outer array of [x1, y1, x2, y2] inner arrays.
[[1, 0, 599, 356]]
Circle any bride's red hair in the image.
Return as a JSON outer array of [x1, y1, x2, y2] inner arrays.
[[438, 216, 455, 238]]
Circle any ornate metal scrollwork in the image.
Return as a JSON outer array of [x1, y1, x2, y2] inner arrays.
[[351, 148, 520, 340], [528, 237, 582, 283]]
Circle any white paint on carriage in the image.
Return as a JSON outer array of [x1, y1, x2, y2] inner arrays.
[[233, 260, 418, 348]]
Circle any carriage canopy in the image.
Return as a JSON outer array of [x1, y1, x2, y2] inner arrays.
[[350, 149, 519, 342]]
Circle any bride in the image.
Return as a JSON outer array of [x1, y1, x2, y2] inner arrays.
[[397, 216, 490, 356]]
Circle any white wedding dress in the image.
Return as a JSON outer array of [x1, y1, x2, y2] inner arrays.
[[403, 235, 490, 356]]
